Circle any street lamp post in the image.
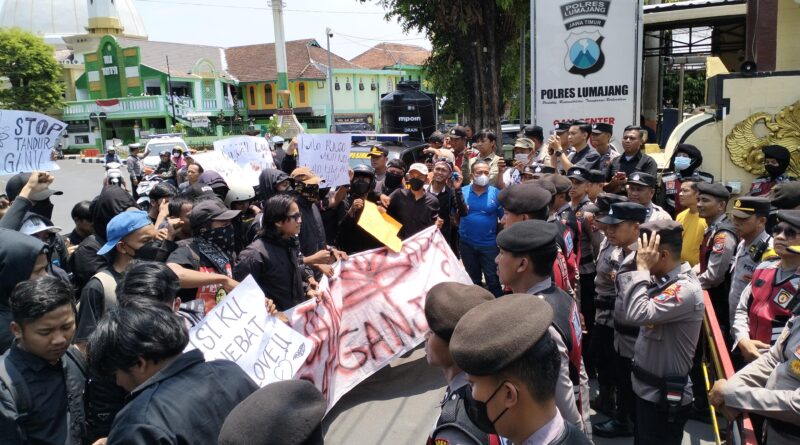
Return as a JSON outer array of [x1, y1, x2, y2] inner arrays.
[[89, 112, 108, 152], [326, 28, 335, 131]]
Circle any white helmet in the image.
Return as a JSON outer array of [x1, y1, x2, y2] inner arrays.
[[224, 179, 256, 207]]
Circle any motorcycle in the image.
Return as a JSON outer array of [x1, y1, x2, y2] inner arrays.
[[104, 162, 127, 190], [54, 142, 64, 160], [135, 173, 164, 212]]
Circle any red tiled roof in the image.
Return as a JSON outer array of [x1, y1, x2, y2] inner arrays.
[[350, 43, 430, 69], [225, 39, 359, 82]]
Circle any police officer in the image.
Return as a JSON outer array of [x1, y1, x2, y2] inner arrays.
[[732, 210, 800, 364], [126, 143, 144, 199], [450, 294, 592, 445], [729, 197, 773, 334], [709, 279, 800, 444], [626, 171, 672, 222], [750, 144, 795, 197], [617, 220, 705, 444], [593, 202, 648, 438], [588, 193, 628, 416], [695, 182, 739, 337], [496, 220, 590, 435], [422, 282, 498, 444], [589, 123, 618, 172], [548, 175, 582, 294], [659, 144, 713, 216]]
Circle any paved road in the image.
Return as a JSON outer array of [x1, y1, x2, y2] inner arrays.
[[31, 162, 719, 445]]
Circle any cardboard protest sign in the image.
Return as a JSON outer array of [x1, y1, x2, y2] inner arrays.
[[297, 133, 352, 187], [187, 276, 312, 386], [213, 136, 275, 174], [357, 200, 403, 252], [0, 111, 63, 175], [192, 151, 260, 186], [286, 226, 471, 410]]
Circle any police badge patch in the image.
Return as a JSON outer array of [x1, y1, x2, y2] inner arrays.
[[712, 233, 727, 254], [773, 288, 794, 309], [654, 284, 682, 304]]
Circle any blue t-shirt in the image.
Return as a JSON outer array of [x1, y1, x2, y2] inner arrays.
[[458, 185, 504, 247]]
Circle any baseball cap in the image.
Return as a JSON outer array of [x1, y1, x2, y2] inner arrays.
[[272, 136, 285, 145], [514, 138, 536, 151], [408, 163, 429, 175], [627, 171, 657, 188], [368, 146, 388, 157], [189, 199, 241, 229], [291, 167, 323, 185], [97, 210, 153, 255], [5, 173, 64, 202], [20, 214, 62, 236]]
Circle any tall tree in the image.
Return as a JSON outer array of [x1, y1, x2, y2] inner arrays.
[[377, 0, 528, 135], [0, 28, 64, 112]]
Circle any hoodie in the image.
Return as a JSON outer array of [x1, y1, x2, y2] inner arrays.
[[257, 168, 291, 206], [0, 228, 46, 352]]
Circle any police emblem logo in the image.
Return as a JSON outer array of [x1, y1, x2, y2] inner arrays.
[[712, 233, 727, 254], [735, 199, 742, 208], [654, 284, 682, 304], [790, 358, 800, 378], [632, 174, 640, 181], [434, 439, 450, 445], [564, 30, 605, 77], [773, 289, 794, 309], [608, 207, 614, 215]]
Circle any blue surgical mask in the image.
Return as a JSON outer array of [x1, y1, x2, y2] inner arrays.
[[674, 156, 692, 171]]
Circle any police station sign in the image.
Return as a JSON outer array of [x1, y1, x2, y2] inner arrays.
[[532, 0, 642, 143]]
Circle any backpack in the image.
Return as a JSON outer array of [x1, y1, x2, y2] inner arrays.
[[77, 270, 118, 314]]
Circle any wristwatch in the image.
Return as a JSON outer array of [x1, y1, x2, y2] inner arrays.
[[554, 150, 562, 157]]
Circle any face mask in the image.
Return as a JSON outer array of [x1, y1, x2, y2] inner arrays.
[[765, 164, 785, 178], [463, 381, 510, 434], [384, 172, 404, 191], [473, 174, 490, 187], [297, 184, 320, 203], [351, 180, 371, 196], [203, 224, 236, 256], [514, 153, 529, 164], [133, 240, 164, 261], [318, 187, 330, 202], [408, 177, 425, 191], [30, 199, 54, 220], [674, 156, 692, 171]]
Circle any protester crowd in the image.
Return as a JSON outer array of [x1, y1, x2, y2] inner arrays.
[[0, 119, 798, 445]]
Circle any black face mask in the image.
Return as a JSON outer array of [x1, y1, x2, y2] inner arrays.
[[351, 180, 371, 196], [384, 172, 404, 192], [297, 184, 320, 204], [462, 381, 510, 435], [765, 163, 786, 179], [203, 225, 236, 256], [408, 177, 425, 191], [30, 199, 54, 220], [133, 240, 165, 261]]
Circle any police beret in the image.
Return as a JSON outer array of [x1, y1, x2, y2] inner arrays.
[[770, 182, 800, 209], [451, 294, 554, 376], [732, 197, 771, 218], [549, 174, 572, 193], [592, 123, 613, 134], [762, 144, 790, 161], [567, 166, 591, 183], [218, 380, 326, 445], [639, 219, 684, 247], [589, 169, 606, 183], [598, 202, 647, 224], [555, 122, 571, 133], [425, 283, 494, 342], [530, 179, 557, 196], [696, 182, 731, 200], [498, 182, 552, 215], [627, 171, 656, 188], [496, 220, 558, 254], [777, 210, 800, 229], [595, 193, 628, 214]]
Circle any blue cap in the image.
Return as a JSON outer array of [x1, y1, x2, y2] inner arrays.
[[97, 210, 152, 255]]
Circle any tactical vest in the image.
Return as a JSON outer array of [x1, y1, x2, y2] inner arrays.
[[661, 173, 684, 216], [557, 208, 583, 266], [748, 263, 797, 345], [553, 248, 572, 295], [554, 220, 579, 291], [427, 385, 501, 445], [749, 177, 775, 197], [539, 286, 583, 388]]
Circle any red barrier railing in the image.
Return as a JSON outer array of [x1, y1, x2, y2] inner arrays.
[[702, 291, 758, 445]]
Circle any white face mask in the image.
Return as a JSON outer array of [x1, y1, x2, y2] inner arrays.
[[514, 153, 529, 164], [473, 174, 490, 187], [674, 156, 692, 171]]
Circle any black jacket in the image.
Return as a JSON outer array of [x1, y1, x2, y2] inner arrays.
[[234, 234, 308, 311], [0, 197, 32, 231], [335, 192, 384, 254], [106, 349, 257, 445], [0, 229, 46, 352]]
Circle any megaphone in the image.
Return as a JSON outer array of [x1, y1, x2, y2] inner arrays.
[[740, 61, 757, 76]]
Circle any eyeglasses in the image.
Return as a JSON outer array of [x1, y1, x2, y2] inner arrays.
[[287, 212, 302, 222], [772, 224, 798, 239]]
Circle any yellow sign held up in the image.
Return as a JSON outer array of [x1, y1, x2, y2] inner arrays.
[[357, 200, 403, 252]]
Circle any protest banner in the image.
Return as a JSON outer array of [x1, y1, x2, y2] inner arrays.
[[357, 200, 403, 252], [213, 136, 275, 173], [297, 133, 352, 187], [187, 276, 313, 387], [192, 151, 260, 186], [286, 226, 471, 410], [0, 110, 64, 175], [531, 0, 643, 143]]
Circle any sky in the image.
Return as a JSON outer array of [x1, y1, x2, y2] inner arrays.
[[0, 0, 432, 60]]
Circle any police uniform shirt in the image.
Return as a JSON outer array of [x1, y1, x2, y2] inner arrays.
[[614, 248, 638, 358], [605, 150, 658, 182], [645, 202, 673, 223], [729, 230, 773, 329], [722, 316, 800, 443], [594, 146, 619, 173], [594, 239, 620, 328], [527, 279, 585, 432], [429, 371, 484, 444], [568, 146, 600, 171], [749, 173, 794, 197], [571, 196, 595, 274], [617, 262, 705, 404], [698, 214, 738, 289]]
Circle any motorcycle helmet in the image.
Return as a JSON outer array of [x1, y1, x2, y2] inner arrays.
[[352, 163, 376, 180], [224, 179, 256, 208]]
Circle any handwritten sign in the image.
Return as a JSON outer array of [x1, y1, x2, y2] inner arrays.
[[187, 276, 312, 386], [214, 136, 275, 173], [357, 201, 403, 252], [297, 133, 352, 187], [192, 151, 260, 186], [0, 111, 63, 175]]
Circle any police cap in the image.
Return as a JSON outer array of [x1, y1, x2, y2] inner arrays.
[[588, 169, 606, 183], [696, 182, 731, 200], [498, 182, 552, 215], [567, 166, 591, 183], [425, 283, 494, 342], [523, 125, 544, 141], [770, 182, 800, 209], [731, 197, 771, 218], [639, 219, 684, 248], [532, 165, 556, 175], [218, 380, 326, 445], [627, 171, 656, 188], [530, 178, 557, 197], [592, 123, 613, 134], [549, 174, 572, 194], [555, 122, 571, 133], [595, 193, 628, 215], [598, 202, 647, 225], [496, 220, 558, 254], [777, 209, 800, 229], [451, 294, 554, 376]]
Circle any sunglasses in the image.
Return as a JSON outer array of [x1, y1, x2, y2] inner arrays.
[[772, 224, 799, 239], [287, 212, 302, 222]]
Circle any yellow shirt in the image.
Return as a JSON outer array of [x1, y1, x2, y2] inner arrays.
[[676, 208, 707, 266]]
